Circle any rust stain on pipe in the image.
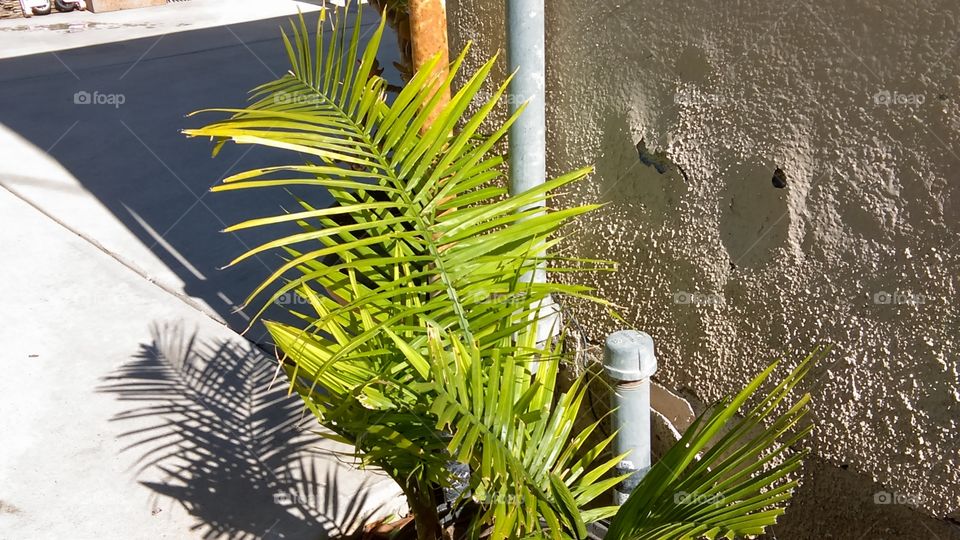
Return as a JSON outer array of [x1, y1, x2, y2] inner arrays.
[[408, 0, 450, 129]]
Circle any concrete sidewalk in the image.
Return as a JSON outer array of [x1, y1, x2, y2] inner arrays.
[[0, 0, 398, 338], [0, 188, 405, 538], [0, 2, 406, 538], [0, 0, 322, 59]]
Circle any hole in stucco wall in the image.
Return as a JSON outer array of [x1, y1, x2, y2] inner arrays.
[[636, 139, 670, 174], [718, 157, 790, 270], [635, 139, 691, 182], [592, 116, 689, 229], [772, 167, 788, 189]]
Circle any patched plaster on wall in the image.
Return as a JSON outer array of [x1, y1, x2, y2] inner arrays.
[[448, 0, 959, 528]]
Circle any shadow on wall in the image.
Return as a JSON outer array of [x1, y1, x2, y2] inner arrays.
[[98, 322, 382, 539]]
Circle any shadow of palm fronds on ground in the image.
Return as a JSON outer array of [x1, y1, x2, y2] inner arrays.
[[99, 322, 390, 539]]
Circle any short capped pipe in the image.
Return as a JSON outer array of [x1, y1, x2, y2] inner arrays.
[[603, 330, 657, 505], [603, 330, 657, 382]]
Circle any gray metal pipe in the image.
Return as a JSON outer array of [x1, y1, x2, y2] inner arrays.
[[507, 0, 546, 208], [507, 0, 552, 351], [603, 330, 658, 505]]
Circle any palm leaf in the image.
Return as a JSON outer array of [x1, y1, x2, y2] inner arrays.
[[605, 349, 825, 540], [387, 323, 627, 539], [184, 6, 605, 353], [187, 3, 816, 539]]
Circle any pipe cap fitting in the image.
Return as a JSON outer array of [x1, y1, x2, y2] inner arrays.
[[603, 330, 657, 382]]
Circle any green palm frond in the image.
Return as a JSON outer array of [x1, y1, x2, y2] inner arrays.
[[184, 4, 607, 348], [187, 3, 816, 539], [384, 322, 625, 539], [187, 3, 615, 538], [606, 349, 825, 540]]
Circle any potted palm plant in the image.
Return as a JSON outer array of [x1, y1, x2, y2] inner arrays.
[[184, 4, 821, 539]]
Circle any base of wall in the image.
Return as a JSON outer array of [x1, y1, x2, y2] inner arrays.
[[85, 0, 164, 13], [769, 455, 960, 539]]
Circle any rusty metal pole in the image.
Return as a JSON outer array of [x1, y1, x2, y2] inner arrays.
[[408, 0, 450, 129]]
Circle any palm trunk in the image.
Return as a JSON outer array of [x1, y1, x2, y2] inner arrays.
[[407, 0, 450, 131], [404, 481, 442, 540]]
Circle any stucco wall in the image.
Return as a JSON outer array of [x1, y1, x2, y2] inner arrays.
[[447, 0, 959, 534]]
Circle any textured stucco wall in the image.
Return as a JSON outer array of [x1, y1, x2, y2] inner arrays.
[[448, 0, 959, 534]]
